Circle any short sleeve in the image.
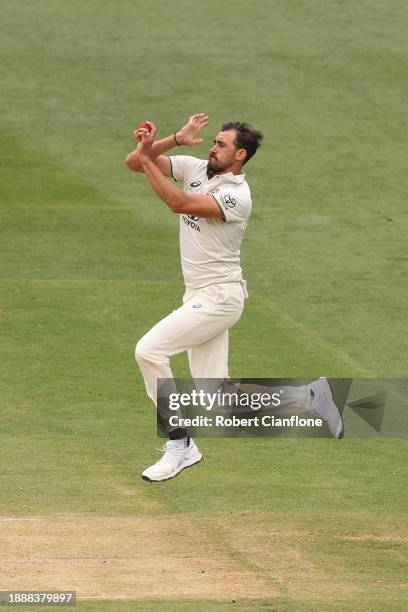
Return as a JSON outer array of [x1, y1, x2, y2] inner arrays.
[[211, 187, 252, 223], [168, 155, 204, 184]]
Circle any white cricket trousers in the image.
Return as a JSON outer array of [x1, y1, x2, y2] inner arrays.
[[135, 281, 246, 408], [135, 281, 312, 432]]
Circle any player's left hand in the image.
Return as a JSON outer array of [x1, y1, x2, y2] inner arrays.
[[134, 121, 157, 157]]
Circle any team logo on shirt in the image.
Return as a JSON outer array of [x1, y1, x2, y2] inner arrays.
[[222, 194, 236, 208]]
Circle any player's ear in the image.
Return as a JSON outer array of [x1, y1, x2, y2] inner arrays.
[[236, 148, 247, 163]]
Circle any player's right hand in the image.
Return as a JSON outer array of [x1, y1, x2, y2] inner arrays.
[[135, 121, 157, 157], [134, 121, 154, 142], [177, 113, 208, 146]]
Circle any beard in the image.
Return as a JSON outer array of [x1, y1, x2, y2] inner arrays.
[[206, 156, 225, 179]]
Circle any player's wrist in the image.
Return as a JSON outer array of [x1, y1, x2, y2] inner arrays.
[[174, 131, 183, 146], [139, 152, 153, 164]]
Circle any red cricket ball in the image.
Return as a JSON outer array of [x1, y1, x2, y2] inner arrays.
[[137, 121, 152, 133]]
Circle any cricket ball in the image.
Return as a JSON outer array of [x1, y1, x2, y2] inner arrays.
[[137, 121, 152, 133]]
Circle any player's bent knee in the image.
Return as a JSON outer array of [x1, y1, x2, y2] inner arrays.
[[135, 339, 148, 363], [135, 337, 166, 366]]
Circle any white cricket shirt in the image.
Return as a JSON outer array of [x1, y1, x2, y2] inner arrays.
[[169, 155, 252, 290]]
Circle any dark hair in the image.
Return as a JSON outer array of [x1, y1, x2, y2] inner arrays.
[[221, 121, 263, 165]]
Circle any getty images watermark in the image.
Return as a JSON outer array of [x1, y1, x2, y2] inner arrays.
[[157, 378, 408, 438], [167, 388, 323, 430]]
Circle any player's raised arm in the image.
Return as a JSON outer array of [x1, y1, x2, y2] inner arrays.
[[135, 122, 221, 219], [124, 113, 208, 175]]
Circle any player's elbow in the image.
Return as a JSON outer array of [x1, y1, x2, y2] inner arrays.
[[169, 201, 183, 213], [168, 194, 188, 214], [124, 152, 142, 172]]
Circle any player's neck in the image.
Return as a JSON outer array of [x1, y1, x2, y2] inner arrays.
[[207, 163, 243, 179], [226, 161, 244, 176]]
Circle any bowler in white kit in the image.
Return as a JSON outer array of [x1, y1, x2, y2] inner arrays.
[[125, 114, 344, 482]]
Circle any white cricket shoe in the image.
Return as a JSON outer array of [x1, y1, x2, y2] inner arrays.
[[309, 378, 345, 439], [142, 438, 202, 482]]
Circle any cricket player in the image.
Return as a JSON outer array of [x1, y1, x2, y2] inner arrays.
[[125, 114, 344, 482]]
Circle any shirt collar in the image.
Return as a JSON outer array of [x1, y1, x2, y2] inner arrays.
[[209, 171, 246, 184]]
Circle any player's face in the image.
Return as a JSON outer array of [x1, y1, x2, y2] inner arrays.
[[207, 130, 245, 174]]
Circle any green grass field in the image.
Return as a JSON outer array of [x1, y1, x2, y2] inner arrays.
[[1, 1, 407, 610]]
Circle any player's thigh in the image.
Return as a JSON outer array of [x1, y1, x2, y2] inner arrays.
[[137, 285, 242, 359], [188, 329, 229, 379]]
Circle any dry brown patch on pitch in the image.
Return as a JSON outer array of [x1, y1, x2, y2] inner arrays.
[[0, 515, 276, 600]]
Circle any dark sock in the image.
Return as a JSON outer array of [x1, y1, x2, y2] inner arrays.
[[169, 428, 189, 445]]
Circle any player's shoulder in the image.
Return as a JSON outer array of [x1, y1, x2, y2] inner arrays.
[[215, 181, 252, 221], [169, 155, 207, 183], [237, 178, 252, 200], [221, 178, 252, 204], [171, 154, 206, 167]]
